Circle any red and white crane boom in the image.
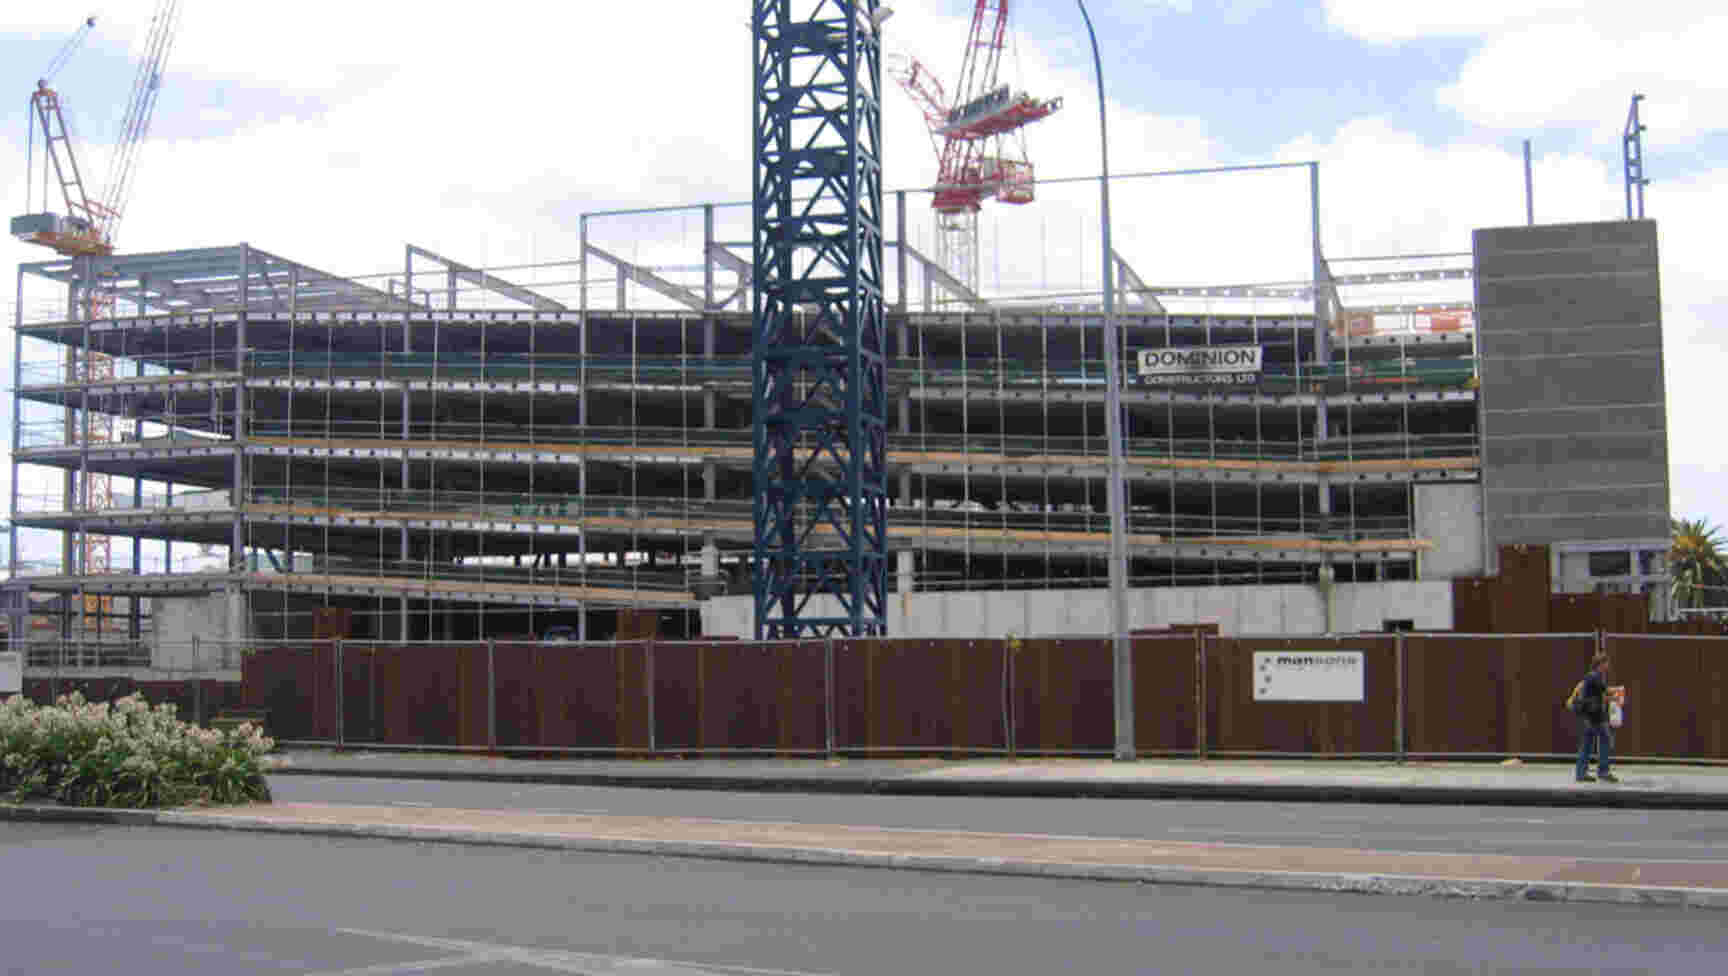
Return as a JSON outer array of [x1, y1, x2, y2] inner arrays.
[[887, 1, 1061, 295]]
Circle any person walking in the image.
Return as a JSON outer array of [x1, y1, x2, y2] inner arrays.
[[1573, 652, 1618, 783]]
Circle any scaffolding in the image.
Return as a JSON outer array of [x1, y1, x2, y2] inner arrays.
[[7, 168, 1482, 652]]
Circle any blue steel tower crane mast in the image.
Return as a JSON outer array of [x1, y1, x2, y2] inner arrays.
[[751, 0, 889, 638]]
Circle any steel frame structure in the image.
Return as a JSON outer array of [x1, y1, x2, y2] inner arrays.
[[751, 0, 889, 637], [6, 176, 1490, 661], [1623, 94, 1649, 220]]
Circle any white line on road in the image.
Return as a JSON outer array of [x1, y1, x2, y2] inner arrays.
[[331, 928, 841, 976]]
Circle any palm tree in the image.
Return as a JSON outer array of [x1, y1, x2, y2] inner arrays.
[[1670, 517, 1727, 610]]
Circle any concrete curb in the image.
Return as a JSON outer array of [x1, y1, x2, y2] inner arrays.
[[0, 803, 161, 826], [266, 764, 1728, 810], [150, 809, 1728, 912]]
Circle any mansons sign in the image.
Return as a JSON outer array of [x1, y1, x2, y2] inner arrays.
[[1253, 650, 1364, 702], [1136, 345, 1262, 387]]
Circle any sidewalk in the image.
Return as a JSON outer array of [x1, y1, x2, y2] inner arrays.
[[267, 750, 1728, 809], [13, 754, 1728, 910], [128, 801, 1728, 910]]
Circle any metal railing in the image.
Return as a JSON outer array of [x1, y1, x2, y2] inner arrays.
[[21, 640, 153, 669], [207, 487, 1419, 545], [15, 348, 1478, 392], [17, 639, 251, 674]]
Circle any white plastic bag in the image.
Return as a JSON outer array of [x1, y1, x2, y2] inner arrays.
[[1609, 700, 1624, 729]]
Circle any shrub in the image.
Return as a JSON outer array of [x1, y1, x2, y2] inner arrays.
[[0, 692, 273, 808]]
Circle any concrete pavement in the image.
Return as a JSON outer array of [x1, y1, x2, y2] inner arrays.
[[39, 799, 1728, 911], [265, 749, 1728, 808], [11, 752, 1728, 912], [13, 821, 1723, 975]]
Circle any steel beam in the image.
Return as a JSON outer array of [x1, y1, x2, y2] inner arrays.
[[406, 244, 567, 311], [1111, 250, 1165, 313], [584, 243, 706, 311], [889, 241, 989, 310]]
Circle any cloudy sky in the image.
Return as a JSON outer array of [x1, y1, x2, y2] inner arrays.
[[0, 0, 1723, 531]]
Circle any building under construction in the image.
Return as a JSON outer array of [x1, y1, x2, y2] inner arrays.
[[5, 179, 1671, 670]]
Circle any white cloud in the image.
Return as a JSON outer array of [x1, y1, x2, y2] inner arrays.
[[1325, 1, 1728, 142], [1438, 17, 1728, 141], [1279, 118, 1624, 251], [1323, 1, 1624, 42]]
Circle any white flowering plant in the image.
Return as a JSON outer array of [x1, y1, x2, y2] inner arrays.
[[0, 692, 273, 808]]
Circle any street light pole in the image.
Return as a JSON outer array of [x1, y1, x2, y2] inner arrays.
[[1076, 0, 1133, 761]]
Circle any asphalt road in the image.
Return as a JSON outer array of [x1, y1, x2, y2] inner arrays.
[[268, 774, 1728, 862], [4, 820, 1726, 975]]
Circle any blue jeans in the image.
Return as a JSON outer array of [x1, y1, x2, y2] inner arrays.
[[1576, 719, 1613, 778]]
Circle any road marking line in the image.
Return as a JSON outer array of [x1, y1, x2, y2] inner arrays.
[[336, 928, 839, 976], [298, 951, 512, 975]]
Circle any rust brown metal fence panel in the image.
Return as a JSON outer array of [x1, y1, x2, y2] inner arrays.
[[243, 643, 336, 742], [491, 642, 540, 748], [1009, 638, 1045, 753], [865, 639, 949, 750], [615, 641, 650, 751], [1708, 643, 1728, 759], [1605, 635, 1728, 760], [1508, 636, 1595, 756], [527, 642, 627, 749], [1205, 636, 1398, 756], [776, 641, 827, 753], [233, 633, 1728, 760], [833, 638, 872, 752], [1064, 638, 1115, 753], [1133, 634, 1201, 755], [697, 641, 780, 750], [1022, 638, 1107, 753], [947, 639, 1005, 753], [1405, 635, 1593, 756], [650, 641, 702, 750], [363, 643, 462, 747], [340, 645, 377, 744], [1404, 635, 1505, 755]]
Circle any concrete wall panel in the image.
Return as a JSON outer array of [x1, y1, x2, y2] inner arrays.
[[701, 580, 1455, 639], [1484, 405, 1665, 439], [1478, 323, 1660, 360], [1414, 482, 1483, 578], [1473, 219, 1668, 553]]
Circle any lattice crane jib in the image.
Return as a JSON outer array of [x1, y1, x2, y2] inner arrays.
[[23, 85, 113, 258], [751, 0, 889, 639], [17, 7, 183, 624], [15, 3, 182, 259]]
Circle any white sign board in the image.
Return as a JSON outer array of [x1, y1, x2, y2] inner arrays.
[[0, 651, 21, 695], [1253, 651, 1364, 702], [1137, 346, 1262, 387]]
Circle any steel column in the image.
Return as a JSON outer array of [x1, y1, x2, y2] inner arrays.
[[9, 269, 22, 582], [1623, 94, 1648, 220], [1523, 139, 1534, 225]]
